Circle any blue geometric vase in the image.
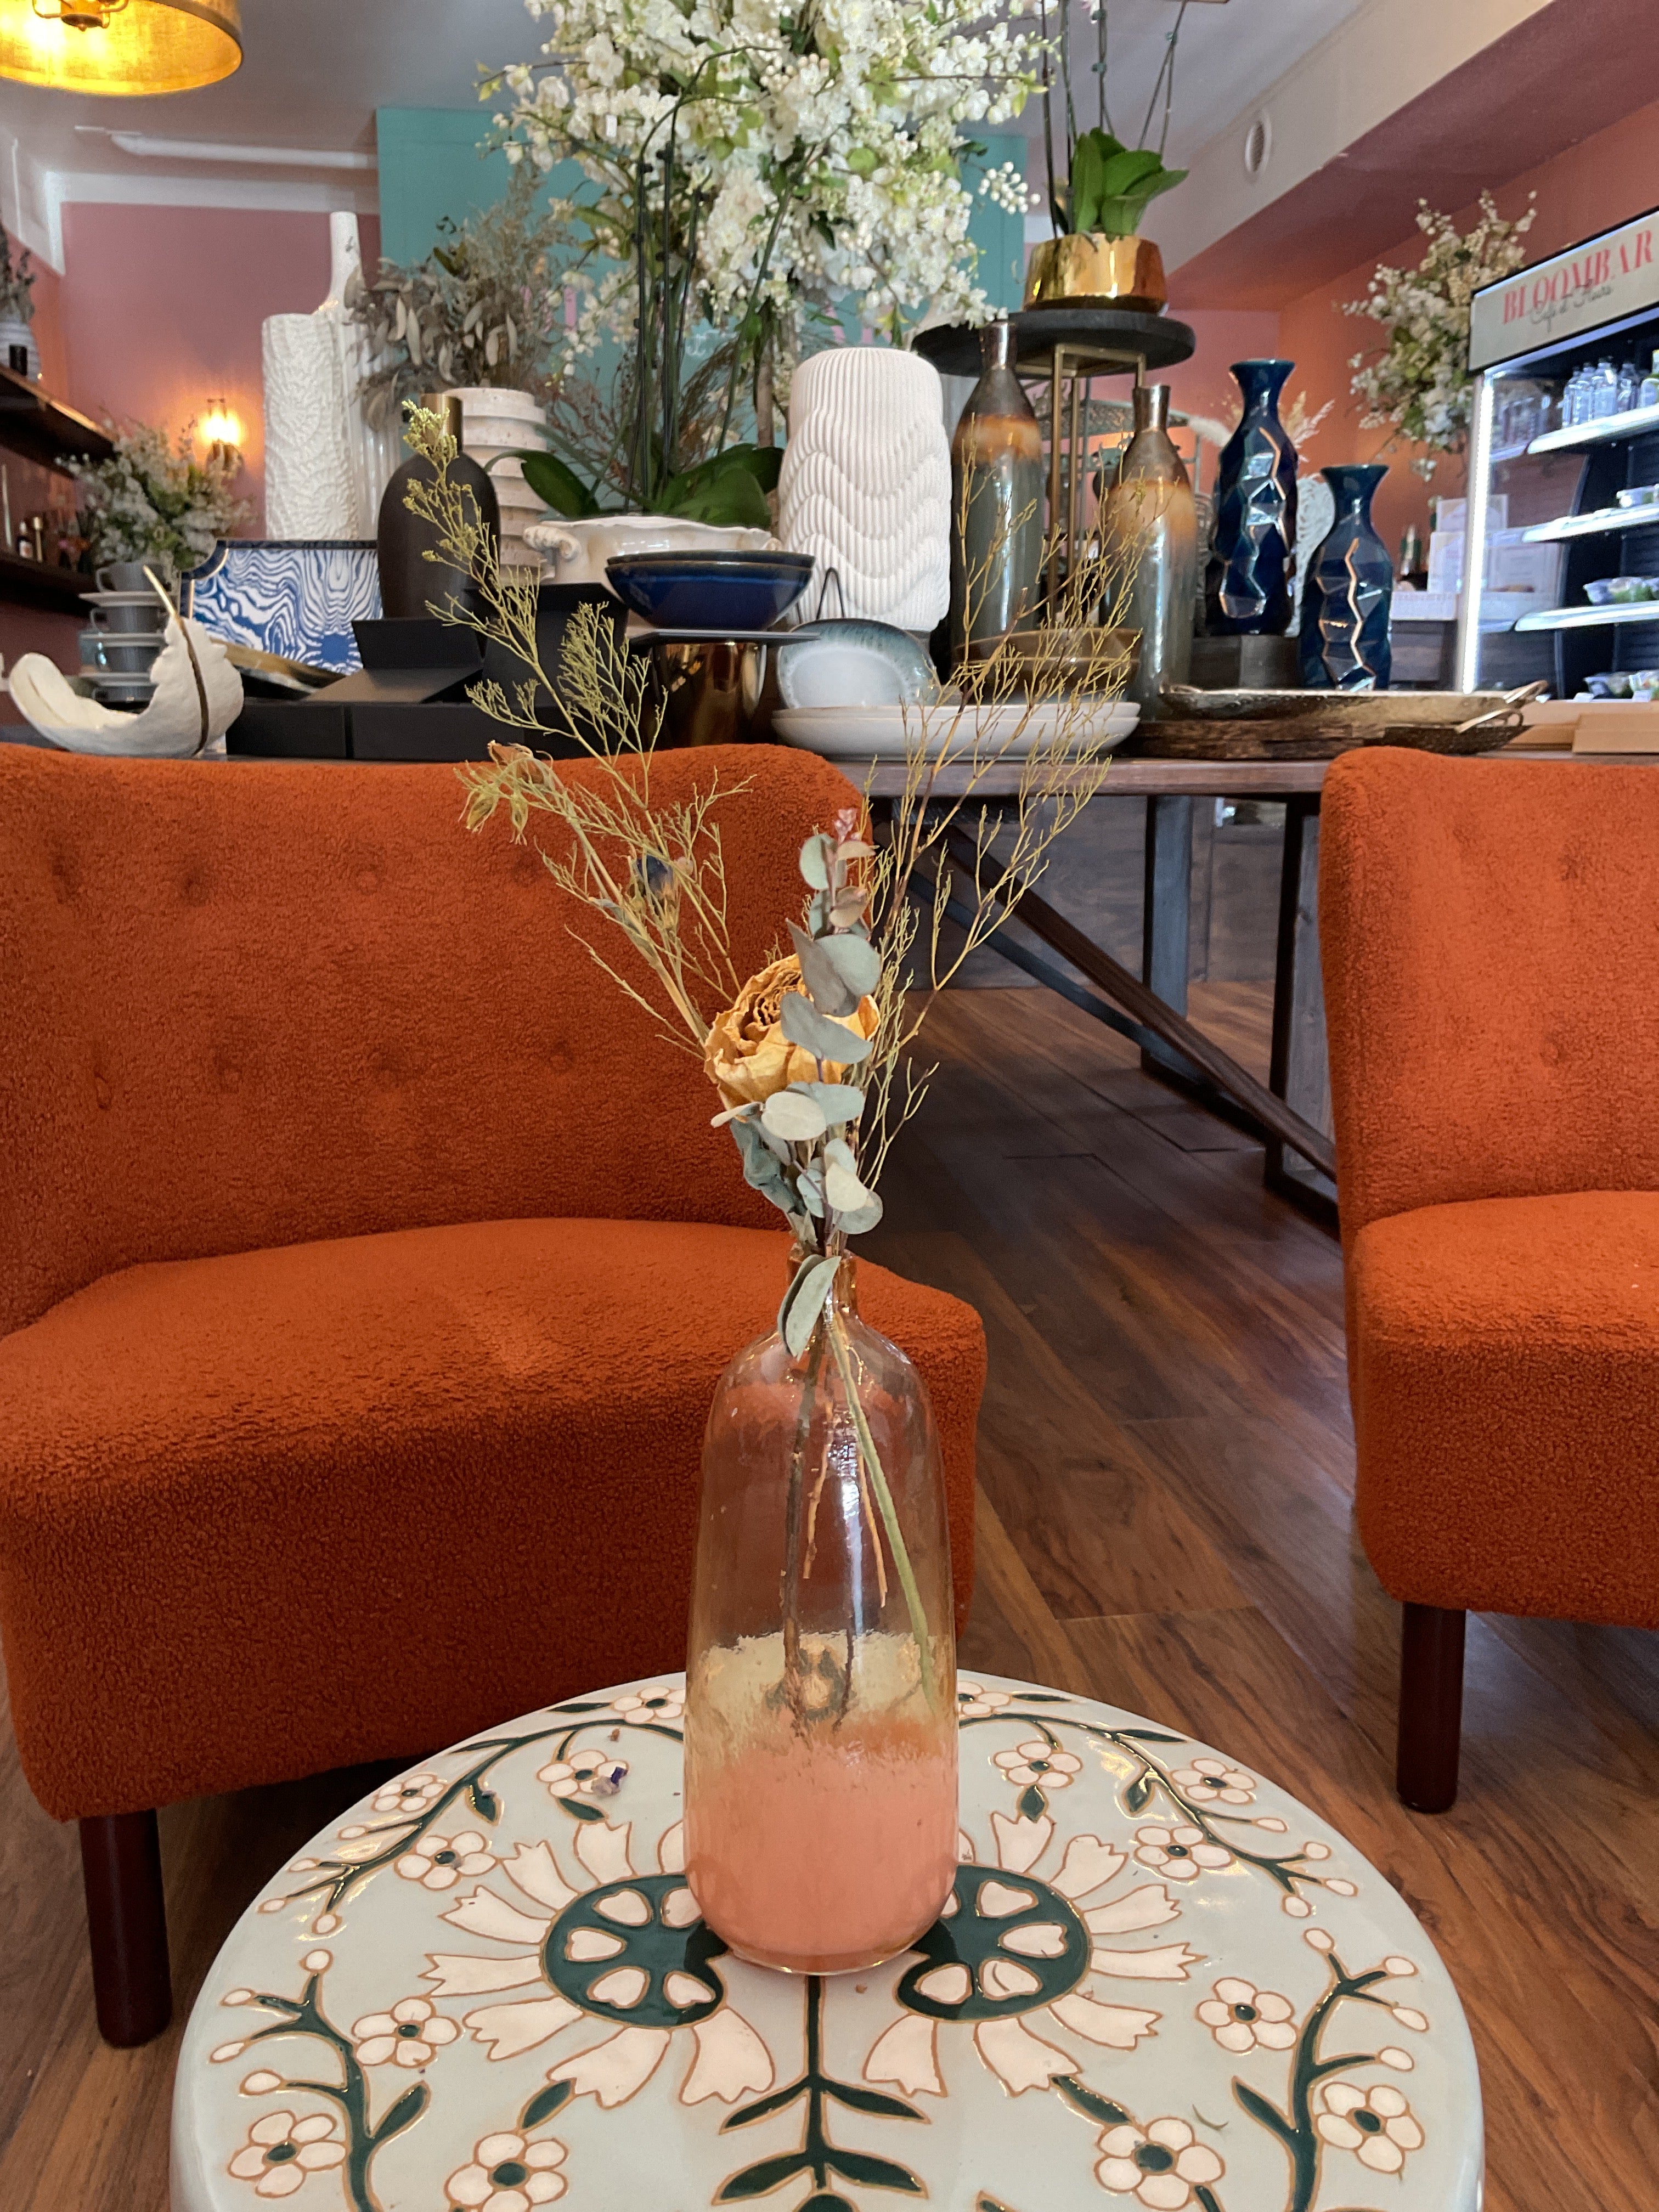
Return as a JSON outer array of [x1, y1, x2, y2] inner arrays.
[[1298, 463, 1393, 690], [1205, 359, 1298, 636]]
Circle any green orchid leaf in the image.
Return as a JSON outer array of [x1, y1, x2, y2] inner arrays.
[[761, 1088, 828, 1143], [1096, 145, 1165, 199], [780, 1252, 839, 1359], [505, 450, 601, 519], [780, 990, 873, 1065], [658, 444, 781, 529], [789, 920, 859, 1017], [794, 1081, 864, 1124]]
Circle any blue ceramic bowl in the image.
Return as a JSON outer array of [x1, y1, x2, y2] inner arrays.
[[606, 551, 814, 631]]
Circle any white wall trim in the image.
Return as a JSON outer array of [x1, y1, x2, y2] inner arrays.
[[0, 137, 377, 273]]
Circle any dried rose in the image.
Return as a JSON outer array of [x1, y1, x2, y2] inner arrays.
[[704, 954, 878, 1110]]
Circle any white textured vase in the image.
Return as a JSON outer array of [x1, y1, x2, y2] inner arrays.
[[263, 214, 399, 540], [777, 346, 950, 631]]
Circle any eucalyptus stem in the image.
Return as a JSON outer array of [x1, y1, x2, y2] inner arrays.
[[824, 1307, 940, 1713]]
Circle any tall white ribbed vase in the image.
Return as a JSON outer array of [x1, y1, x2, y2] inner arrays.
[[777, 347, 951, 631]]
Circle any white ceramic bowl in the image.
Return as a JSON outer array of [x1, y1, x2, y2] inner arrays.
[[522, 516, 778, 591]]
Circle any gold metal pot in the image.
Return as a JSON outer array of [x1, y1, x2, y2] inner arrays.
[[1024, 234, 1168, 314]]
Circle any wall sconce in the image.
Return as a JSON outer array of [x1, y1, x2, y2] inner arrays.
[[0, 0, 242, 95], [199, 399, 243, 460]]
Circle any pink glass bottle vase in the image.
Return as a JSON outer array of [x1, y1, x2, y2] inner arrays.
[[684, 1252, 958, 1975]]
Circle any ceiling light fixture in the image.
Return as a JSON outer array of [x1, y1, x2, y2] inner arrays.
[[1, 0, 242, 95]]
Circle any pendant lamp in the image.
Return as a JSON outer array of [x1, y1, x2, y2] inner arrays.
[[0, 0, 242, 94]]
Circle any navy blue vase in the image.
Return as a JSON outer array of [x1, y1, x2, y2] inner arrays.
[[1205, 360, 1298, 636], [1299, 464, 1393, 690]]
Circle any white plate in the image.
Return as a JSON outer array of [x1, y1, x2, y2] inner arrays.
[[773, 698, 1141, 758]]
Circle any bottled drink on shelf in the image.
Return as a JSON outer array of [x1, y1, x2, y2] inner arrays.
[[1640, 351, 1659, 411], [1590, 359, 1619, 417], [1617, 362, 1641, 411], [1564, 368, 1588, 425]]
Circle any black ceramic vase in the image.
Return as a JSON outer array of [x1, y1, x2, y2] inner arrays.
[[377, 397, 500, 622], [1205, 359, 1298, 636], [1298, 464, 1392, 690]]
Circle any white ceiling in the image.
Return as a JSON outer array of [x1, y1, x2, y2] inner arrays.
[[0, 0, 1362, 180], [0, 0, 543, 178]]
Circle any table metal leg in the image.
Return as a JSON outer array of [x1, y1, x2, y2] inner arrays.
[[1266, 794, 1338, 1221], [1141, 793, 1193, 1077]]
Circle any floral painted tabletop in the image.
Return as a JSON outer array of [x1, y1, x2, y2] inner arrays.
[[173, 1672, 1482, 2212]]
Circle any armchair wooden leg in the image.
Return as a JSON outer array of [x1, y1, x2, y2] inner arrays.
[[1397, 1602, 1466, 1814], [80, 1810, 172, 2046]]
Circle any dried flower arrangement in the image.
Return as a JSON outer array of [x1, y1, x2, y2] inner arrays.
[[343, 163, 568, 430], [1346, 193, 1537, 478], [394, 401, 1127, 1675], [73, 419, 251, 580]]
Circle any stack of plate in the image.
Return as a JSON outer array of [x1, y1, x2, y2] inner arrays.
[[79, 586, 168, 708], [447, 387, 551, 577]]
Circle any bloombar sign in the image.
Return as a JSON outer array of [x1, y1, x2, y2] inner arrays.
[[1469, 207, 1659, 371]]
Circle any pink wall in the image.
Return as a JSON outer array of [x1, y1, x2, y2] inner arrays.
[[53, 203, 370, 535], [1262, 91, 1659, 560]]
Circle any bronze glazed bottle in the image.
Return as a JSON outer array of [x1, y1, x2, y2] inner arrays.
[[949, 317, 1044, 664], [1103, 382, 1197, 713]]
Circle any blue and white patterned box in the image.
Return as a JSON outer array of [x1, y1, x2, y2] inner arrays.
[[180, 540, 382, 673]]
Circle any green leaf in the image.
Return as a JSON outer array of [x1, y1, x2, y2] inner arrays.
[[825, 2079, 923, 2121], [730, 1118, 800, 1217], [794, 1081, 864, 1124], [780, 991, 873, 1066], [372, 2082, 428, 2143], [512, 450, 601, 519], [1116, 1729, 1185, 1743], [519, 2080, 573, 2129], [826, 2149, 924, 2193], [657, 444, 781, 528], [1122, 1770, 1154, 1815], [798, 834, 833, 890], [836, 1197, 883, 1235], [789, 920, 860, 1018], [819, 930, 881, 997], [718, 2151, 812, 2199], [1096, 145, 1164, 199], [721, 2078, 809, 2130], [761, 1088, 827, 1143], [1234, 2080, 1296, 2142], [779, 1252, 839, 1359], [823, 1137, 875, 1218], [1055, 2077, 1130, 2128], [467, 1782, 500, 1822], [1018, 1784, 1048, 1822]]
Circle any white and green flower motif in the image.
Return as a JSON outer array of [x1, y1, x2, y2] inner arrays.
[[1313, 2079, 1426, 2172], [1132, 1825, 1232, 1883], [372, 1771, 447, 1819], [864, 1814, 1198, 2099], [1094, 2116, 1224, 2208], [957, 1680, 1014, 1720], [1194, 1976, 1297, 2055], [994, 1741, 1085, 1795], [445, 2128, 567, 2209], [607, 1686, 685, 1727], [227, 2111, 345, 2199], [350, 1995, 460, 2068], [397, 1832, 499, 1892], [422, 1817, 773, 2108], [537, 1747, 628, 1803], [1166, 1758, 1256, 1808]]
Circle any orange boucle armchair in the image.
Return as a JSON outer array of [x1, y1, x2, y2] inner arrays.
[[1319, 747, 1659, 1813], [0, 745, 985, 2045]]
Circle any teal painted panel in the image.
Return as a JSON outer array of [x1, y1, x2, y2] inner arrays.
[[376, 108, 586, 269], [964, 132, 1028, 315]]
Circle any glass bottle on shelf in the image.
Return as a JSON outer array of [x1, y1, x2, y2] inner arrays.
[[1564, 367, 1587, 425], [1617, 361, 1641, 413], [1640, 352, 1659, 411], [1101, 381, 1198, 709], [947, 316, 1045, 666], [1590, 359, 1618, 417]]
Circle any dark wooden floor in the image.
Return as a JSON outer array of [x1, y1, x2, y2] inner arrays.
[[2, 984, 1656, 2208]]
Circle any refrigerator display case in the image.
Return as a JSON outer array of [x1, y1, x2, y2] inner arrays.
[[1459, 205, 1659, 698]]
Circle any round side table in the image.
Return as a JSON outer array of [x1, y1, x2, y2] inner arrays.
[[173, 1672, 1482, 2211]]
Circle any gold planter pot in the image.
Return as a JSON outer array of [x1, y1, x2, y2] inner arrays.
[[1024, 234, 1168, 314]]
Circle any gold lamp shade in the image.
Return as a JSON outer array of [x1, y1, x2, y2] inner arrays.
[[0, 0, 242, 95]]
